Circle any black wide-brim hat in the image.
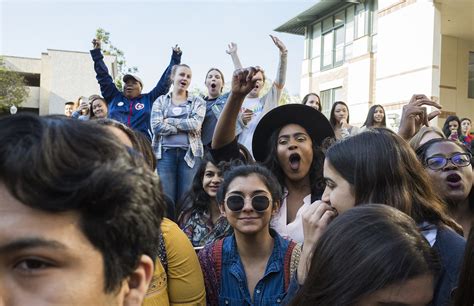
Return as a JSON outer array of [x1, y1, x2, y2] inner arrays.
[[252, 104, 334, 162]]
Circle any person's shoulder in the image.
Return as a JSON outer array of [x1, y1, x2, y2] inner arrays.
[[434, 225, 466, 259], [161, 218, 182, 237]]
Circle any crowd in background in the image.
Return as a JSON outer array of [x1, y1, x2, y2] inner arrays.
[[1, 34, 473, 306]]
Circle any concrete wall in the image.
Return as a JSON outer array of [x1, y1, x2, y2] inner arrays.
[[375, 0, 441, 127], [43, 49, 116, 115], [3, 50, 116, 115], [3, 56, 41, 73], [376, 1, 440, 103], [439, 35, 474, 122]]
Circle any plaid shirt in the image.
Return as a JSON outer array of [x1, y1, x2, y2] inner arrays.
[[151, 93, 206, 168]]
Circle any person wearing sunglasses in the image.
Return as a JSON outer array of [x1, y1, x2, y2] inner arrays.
[[416, 138, 473, 238], [198, 164, 313, 305]]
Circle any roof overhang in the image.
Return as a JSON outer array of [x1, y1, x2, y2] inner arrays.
[[275, 0, 361, 36]]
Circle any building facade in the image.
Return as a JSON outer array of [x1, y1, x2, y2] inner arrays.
[[2, 49, 116, 115], [276, 0, 474, 128]]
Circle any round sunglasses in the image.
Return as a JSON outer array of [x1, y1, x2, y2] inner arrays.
[[225, 194, 271, 212]]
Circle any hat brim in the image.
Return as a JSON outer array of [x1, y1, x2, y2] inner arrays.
[[252, 104, 334, 162]]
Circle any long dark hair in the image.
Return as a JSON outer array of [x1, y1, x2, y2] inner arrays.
[[362, 104, 386, 127], [442, 115, 462, 138], [329, 101, 350, 128], [262, 127, 325, 200], [325, 128, 462, 233], [291, 205, 439, 305], [178, 153, 219, 214]]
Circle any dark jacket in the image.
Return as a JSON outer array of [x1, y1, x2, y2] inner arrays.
[[433, 226, 466, 306], [90, 48, 181, 140]]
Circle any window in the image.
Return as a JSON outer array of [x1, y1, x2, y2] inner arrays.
[[322, 31, 334, 69], [311, 23, 321, 59], [307, 0, 374, 71], [18, 73, 40, 87], [334, 27, 345, 65], [355, 3, 366, 39], [469, 52, 474, 99], [320, 87, 343, 118]]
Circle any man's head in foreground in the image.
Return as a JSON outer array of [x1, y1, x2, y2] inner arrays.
[[0, 114, 164, 306]]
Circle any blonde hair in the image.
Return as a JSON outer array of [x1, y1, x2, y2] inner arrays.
[[409, 126, 445, 151]]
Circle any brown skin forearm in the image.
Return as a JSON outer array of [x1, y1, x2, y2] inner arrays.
[[212, 92, 246, 149]]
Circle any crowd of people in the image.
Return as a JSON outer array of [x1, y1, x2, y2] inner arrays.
[[1, 35, 473, 306]]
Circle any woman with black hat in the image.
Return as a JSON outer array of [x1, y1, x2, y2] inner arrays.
[[211, 67, 334, 243]]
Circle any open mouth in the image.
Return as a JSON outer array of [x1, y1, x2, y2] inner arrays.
[[446, 173, 462, 188], [211, 83, 216, 89], [289, 153, 301, 171], [447, 173, 461, 183]]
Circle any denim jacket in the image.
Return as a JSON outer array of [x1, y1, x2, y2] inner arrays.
[[431, 225, 465, 306], [215, 230, 297, 306], [201, 92, 244, 146]]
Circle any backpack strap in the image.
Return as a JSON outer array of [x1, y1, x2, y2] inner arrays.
[[200, 239, 224, 306], [283, 241, 302, 291], [214, 239, 224, 290]]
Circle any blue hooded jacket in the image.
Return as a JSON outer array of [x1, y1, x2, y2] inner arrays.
[[90, 48, 181, 140]]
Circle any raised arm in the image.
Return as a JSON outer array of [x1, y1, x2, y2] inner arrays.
[[270, 35, 288, 89], [90, 38, 120, 103], [150, 96, 178, 136], [165, 97, 206, 132], [226, 42, 243, 70], [148, 45, 182, 101], [212, 67, 262, 149], [261, 35, 288, 114]]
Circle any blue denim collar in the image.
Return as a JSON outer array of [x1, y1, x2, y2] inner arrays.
[[224, 229, 283, 275]]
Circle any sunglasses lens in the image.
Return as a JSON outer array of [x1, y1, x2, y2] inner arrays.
[[227, 195, 245, 211], [252, 195, 270, 211]]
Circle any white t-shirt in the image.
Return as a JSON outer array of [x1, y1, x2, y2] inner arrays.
[[271, 192, 312, 243], [238, 97, 263, 156]]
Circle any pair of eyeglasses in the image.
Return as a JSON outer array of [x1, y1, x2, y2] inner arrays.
[[424, 153, 472, 170], [225, 194, 271, 212]]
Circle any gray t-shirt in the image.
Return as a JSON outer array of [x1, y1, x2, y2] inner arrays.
[[162, 103, 189, 148]]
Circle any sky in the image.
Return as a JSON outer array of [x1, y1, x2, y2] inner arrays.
[[0, 0, 315, 96]]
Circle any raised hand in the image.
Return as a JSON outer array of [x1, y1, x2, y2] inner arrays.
[[270, 35, 287, 54], [92, 38, 101, 49], [226, 42, 238, 55], [230, 67, 263, 97], [398, 94, 442, 140], [172, 44, 182, 55]]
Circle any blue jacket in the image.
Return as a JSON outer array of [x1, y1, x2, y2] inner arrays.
[[432, 226, 465, 306], [217, 230, 297, 306], [90, 48, 181, 140]]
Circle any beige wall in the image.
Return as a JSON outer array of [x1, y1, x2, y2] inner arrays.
[[3, 56, 41, 73], [3, 50, 116, 115], [439, 35, 474, 122]]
